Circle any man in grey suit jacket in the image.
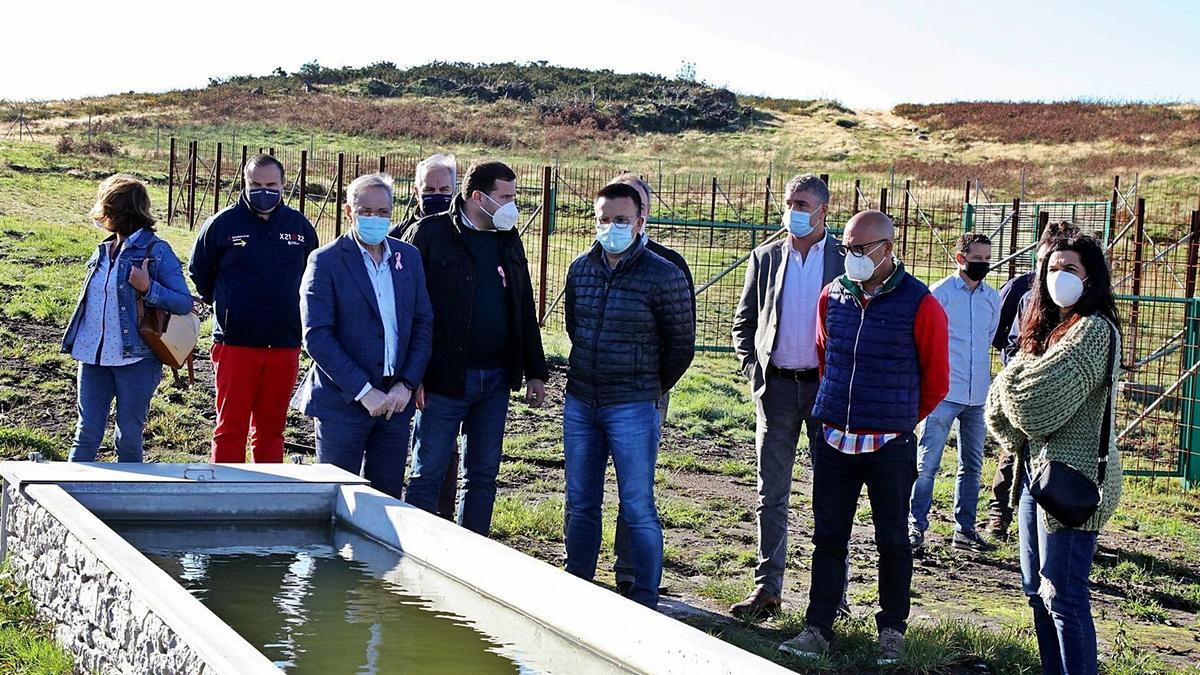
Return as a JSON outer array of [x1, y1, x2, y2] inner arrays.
[[730, 174, 845, 620], [292, 173, 434, 499]]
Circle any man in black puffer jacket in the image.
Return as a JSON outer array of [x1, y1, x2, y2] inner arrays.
[[563, 182, 695, 609]]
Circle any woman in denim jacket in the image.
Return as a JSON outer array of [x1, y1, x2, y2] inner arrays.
[[60, 175, 193, 462]]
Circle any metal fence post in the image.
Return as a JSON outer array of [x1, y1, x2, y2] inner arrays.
[[187, 141, 197, 230], [1182, 298, 1200, 489], [709, 176, 717, 222], [760, 173, 772, 250], [852, 179, 860, 213], [1185, 210, 1199, 299], [240, 145, 248, 194], [1130, 198, 1147, 358], [299, 150, 308, 217], [964, 180, 972, 205], [213, 142, 222, 215], [1109, 175, 1120, 246], [901, 180, 910, 258], [167, 137, 176, 227], [335, 153, 345, 237], [879, 187, 888, 216], [538, 166, 552, 324], [379, 155, 386, 174], [1008, 198, 1020, 279]]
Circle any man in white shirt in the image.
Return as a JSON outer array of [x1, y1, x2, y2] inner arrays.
[[730, 174, 845, 620]]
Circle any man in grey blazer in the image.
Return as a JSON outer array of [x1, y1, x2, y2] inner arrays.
[[730, 173, 845, 620]]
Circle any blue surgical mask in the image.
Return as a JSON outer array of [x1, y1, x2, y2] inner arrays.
[[596, 222, 635, 255], [421, 193, 453, 215], [355, 215, 390, 246], [247, 188, 282, 212], [783, 208, 815, 238]]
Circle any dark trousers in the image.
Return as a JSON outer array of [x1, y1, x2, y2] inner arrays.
[[987, 448, 1017, 529], [314, 407, 414, 500], [806, 432, 917, 640]]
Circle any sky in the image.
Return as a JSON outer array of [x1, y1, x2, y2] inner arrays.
[[1, 0, 1197, 109]]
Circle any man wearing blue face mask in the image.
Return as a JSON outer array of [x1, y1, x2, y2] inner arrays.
[[401, 160, 549, 537], [190, 154, 318, 463], [731, 173, 845, 620], [292, 173, 433, 498], [562, 182, 695, 609], [389, 153, 457, 240]]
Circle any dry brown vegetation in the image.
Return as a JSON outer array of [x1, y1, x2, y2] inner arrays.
[[893, 101, 1200, 146]]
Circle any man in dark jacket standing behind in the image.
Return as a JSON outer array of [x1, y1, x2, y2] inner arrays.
[[401, 160, 549, 536], [189, 154, 318, 463], [562, 182, 695, 609]]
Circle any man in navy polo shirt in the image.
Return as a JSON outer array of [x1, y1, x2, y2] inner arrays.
[[189, 154, 318, 463]]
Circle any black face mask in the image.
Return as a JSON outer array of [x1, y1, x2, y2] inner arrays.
[[421, 193, 453, 216], [963, 261, 990, 282]]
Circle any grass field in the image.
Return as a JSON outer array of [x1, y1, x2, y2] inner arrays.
[[2, 135, 1200, 672]]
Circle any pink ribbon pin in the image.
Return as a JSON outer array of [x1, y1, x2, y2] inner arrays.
[[394, 252, 403, 270], [497, 266, 507, 288]]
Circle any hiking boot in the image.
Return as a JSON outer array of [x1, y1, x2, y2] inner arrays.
[[730, 586, 781, 622], [908, 529, 924, 553], [615, 580, 633, 597], [878, 627, 905, 664], [953, 530, 996, 552], [779, 626, 830, 659], [981, 517, 1011, 542]]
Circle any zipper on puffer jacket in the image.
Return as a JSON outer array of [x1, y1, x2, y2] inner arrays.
[[591, 272, 613, 408], [845, 299, 866, 432]]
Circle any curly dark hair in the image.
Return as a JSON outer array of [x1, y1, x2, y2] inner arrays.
[[1018, 229, 1121, 356]]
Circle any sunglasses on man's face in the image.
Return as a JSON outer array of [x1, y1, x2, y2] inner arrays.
[[836, 239, 888, 258]]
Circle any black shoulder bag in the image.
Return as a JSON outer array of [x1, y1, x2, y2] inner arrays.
[[1028, 318, 1117, 528]]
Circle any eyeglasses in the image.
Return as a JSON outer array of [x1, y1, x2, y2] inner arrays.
[[836, 239, 888, 258], [596, 220, 634, 230]]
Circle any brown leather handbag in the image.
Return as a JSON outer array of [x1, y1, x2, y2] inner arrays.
[[136, 241, 201, 384]]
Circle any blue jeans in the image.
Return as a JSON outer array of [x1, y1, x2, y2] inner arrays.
[[314, 406, 415, 500], [909, 400, 987, 535], [406, 368, 510, 536], [563, 393, 662, 608], [70, 359, 163, 463], [612, 391, 669, 586], [1018, 473, 1099, 675]]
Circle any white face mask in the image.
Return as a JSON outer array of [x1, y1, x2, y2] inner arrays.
[[482, 193, 519, 231], [844, 242, 886, 282], [1047, 270, 1085, 308]]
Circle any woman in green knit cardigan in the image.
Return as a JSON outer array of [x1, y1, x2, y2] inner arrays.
[[985, 231, 1121, 675]]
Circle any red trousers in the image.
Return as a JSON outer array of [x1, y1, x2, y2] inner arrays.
[[210, 343, 300, 463]]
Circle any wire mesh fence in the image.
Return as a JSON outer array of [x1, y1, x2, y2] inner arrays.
[[163, 138, 1200, 486]]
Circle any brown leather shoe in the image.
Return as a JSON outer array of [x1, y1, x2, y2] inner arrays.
[[982, 517, 1011, 542], [730, 586, 782, 621]]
